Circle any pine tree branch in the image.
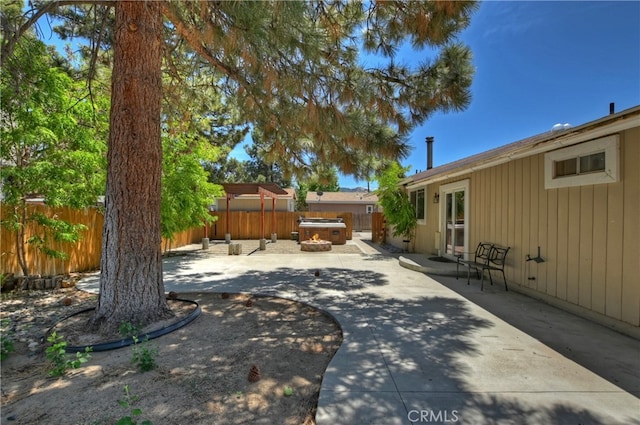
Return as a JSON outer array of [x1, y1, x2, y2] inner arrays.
[[1, 0, 112, 69]]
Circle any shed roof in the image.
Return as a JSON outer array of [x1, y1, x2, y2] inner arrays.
[[222, 183, 289, 198]]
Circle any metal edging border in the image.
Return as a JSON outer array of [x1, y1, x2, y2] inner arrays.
[[45, 298, 201, 353]]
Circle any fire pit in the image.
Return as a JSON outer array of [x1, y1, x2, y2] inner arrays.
[[300, 234, 332, 252]]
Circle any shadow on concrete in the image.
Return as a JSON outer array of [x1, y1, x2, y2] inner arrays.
[[428, 274, 640, 400], [160, 263, 635, 425]]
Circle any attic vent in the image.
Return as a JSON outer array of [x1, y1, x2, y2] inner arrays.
[[551, 123, 572, 132]]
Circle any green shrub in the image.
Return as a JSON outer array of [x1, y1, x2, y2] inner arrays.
[[117, 385, 153, 425], [119, 322, 158, 372], [0, 318, 15, 360], [45, 332, 91, 377], [131, 335, 158, 372]]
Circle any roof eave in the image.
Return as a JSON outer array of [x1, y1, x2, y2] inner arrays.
[[405, 105, 640, 189]]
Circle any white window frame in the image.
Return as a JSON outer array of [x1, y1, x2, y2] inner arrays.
[[366, 205, 374, 214], [410, 188, 426, 223], [544, 135, 619, 189]]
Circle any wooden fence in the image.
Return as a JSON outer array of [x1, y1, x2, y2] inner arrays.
[[351, 213, 373, 232], [208, 211, 353, 241], [1, 204, 105, 277], [0, 204, 206, 277], [1, 205, 354, 276]]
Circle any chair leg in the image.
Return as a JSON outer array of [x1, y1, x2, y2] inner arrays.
[[488, 269, 494, 286], [502, 270, 508, 291], [480, 269, 484, 291]]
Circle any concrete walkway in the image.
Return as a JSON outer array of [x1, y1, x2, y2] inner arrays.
[[78, 238, 639, 425]]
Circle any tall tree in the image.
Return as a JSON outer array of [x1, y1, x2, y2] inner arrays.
[[204, 156, 251, 184], [239, 139, 292, 187], [3, 1, 477, 333], [90, 1, 169, 331], [295, 165, 341, 211]]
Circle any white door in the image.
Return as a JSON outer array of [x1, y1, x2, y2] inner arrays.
[[440, 180, 469, 258]]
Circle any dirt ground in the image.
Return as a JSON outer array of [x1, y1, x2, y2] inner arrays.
[[0, 287, 342, 425]]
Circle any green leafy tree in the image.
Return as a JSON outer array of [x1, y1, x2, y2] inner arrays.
[[161, 132, 223, 248], [0, 34, 107, 276], [295, 165, 341, 211], [376, 162, 416, 243], [2, 1, 477, 332], [160, 60, 244, 249], [295, 182, 310, 212]]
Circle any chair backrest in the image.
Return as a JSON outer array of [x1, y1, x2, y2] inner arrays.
[[489, 246, 510, 267], [474, 243, 493, 263]]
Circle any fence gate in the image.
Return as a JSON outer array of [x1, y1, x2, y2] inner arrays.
[[351, 213, 373, 231], [371, 212, 386, 244]]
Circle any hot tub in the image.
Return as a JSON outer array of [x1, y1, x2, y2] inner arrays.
[[298, 218, 347, 245]]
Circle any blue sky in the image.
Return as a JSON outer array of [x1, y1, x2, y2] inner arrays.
[[334, 1, 640, 189]]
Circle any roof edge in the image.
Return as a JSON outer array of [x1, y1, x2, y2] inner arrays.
[[404, 105, 640, 188]]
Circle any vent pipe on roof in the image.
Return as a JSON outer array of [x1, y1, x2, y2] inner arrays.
[[610, 102, 615, 115], [426, 136, 434, 170]]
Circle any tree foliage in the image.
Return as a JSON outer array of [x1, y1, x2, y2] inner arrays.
[[0, 33, 107, 275], [1, 0, 478, 328], [295, 165, 341, 211], [376, 162, 416, 241], [161, 132, 223, 244], [204, 156, 249, 185], [5, 2, 477, 167], [243, 136, 293, 187]]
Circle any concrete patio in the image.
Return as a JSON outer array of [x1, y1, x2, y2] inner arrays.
[[78, 235, 640, 424]]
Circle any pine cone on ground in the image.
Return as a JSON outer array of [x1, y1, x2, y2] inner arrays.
[[248, 365, 261, 382], [245, 298, 253, 307]]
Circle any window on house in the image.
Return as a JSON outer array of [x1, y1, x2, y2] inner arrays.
[[580, 152, 606, 173], [410, 189, 425, 220], [554, 158, 577, 177], [544, 135, 619, 189], [554, 152, 605, 177], [366, 205, 374, 214]]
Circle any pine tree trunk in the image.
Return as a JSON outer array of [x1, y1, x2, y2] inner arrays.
[[91, 1, 171, 333]]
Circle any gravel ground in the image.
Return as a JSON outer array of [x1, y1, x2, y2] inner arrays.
[[170, 235, 381, 256]]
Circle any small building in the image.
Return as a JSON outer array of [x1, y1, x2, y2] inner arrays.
[[395, 105, 639, 333], [305, 191, 380, 215]]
